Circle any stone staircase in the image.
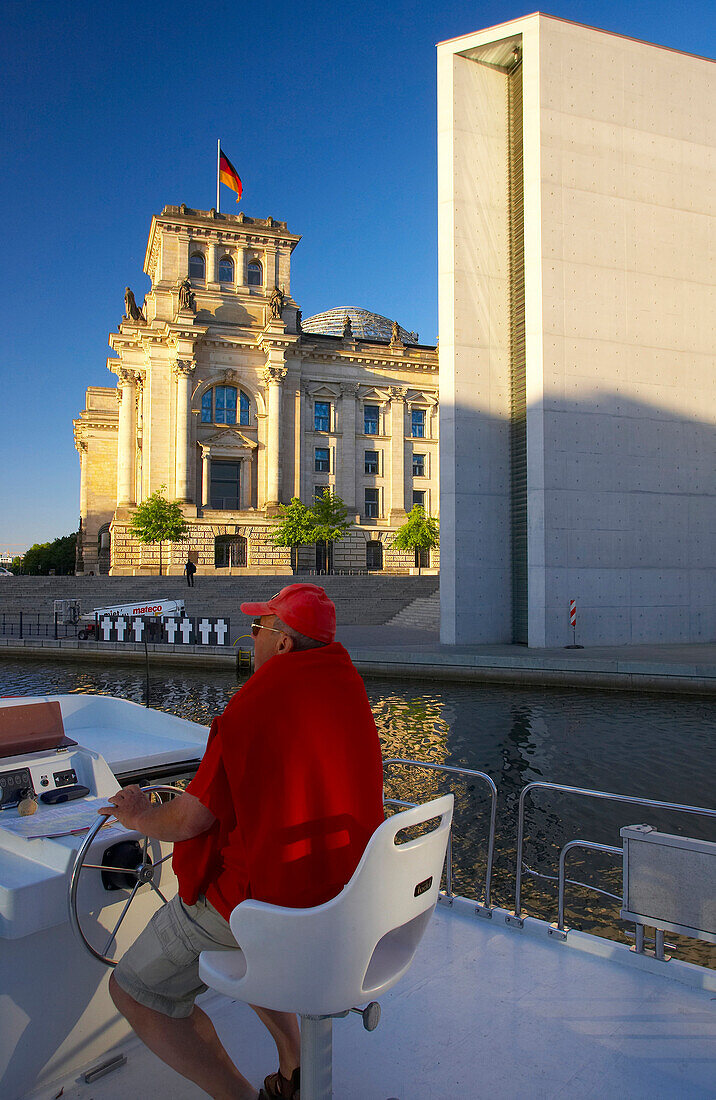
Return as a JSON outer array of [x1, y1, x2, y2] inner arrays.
[[0, 575, 440, 628], [386, 589, 440, 631]]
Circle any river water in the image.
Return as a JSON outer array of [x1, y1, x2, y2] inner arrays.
[[1, 656, 714, 966]]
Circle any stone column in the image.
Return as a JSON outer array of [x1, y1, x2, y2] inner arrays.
[[207, 242, 218, 284], [117, 369, 138, 506], [300, 386, 311, 504], [256, 411, 268, 507], [389, 386, 407, 520], [263, 364, 287, 507], [240, 456, 251, 510], [201, 449, 211, 507], [277, 246, 291, 297], [180, 235, 191, 280], [339, 384, 358, 511], [77, 441, 89, 521], [174, 360, 195, 502], [293, 387, 302, 499], [236, 246, 246, 286], [265, 247, 277, 290]]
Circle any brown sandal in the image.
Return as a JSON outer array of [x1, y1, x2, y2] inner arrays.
[[263, 1066, 300, 1099]]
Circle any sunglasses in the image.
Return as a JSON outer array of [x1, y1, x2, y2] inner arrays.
[[251, 618, 285, 638]]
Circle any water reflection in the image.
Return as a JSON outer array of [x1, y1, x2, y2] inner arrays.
[[1, 657, 714, 966]]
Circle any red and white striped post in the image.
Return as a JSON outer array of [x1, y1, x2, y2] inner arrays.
[[565, 598, 582, 648]]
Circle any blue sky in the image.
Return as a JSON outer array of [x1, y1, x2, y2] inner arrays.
[[1, 0, 712, 554]]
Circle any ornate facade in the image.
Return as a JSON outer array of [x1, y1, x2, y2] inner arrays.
[[74, 206, 439, 575]]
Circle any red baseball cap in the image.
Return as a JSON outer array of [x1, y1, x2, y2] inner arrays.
[[241, 583, 336, 643]]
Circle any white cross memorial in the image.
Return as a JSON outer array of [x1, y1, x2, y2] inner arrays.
[[115, 616, 127, 641], [101, 616, 112, 641], [214, 619, 228, 645], [132, 618, 144, 642], [198, 618, 212, 644], [165, 617, 178, 644], [179, 618, 193, 644]]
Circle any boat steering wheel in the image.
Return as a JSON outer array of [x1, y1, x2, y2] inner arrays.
[[68, 784, 184, 967]]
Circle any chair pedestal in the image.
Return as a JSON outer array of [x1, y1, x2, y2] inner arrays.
[[301, 1015, 333, 1100]]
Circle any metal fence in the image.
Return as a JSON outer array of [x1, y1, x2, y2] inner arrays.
[[0, 613, 78, 639]]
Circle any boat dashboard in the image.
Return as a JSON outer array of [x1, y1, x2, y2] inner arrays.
[[0, 695, 209, 941]]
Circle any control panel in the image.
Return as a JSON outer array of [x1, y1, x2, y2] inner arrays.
[[52, 768, 78, 788], [0, 768, 34, 808], [0, 749, 95, 808]]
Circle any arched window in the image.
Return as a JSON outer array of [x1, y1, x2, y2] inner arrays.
[[247, 261, 262, 286], [366, 541, 383, 571], [97, 523, 111, 575], [201, 386, 251, 426], [189, 252, 205, 280], [218, 255, 234, 282], [215, 534, 247, 568]]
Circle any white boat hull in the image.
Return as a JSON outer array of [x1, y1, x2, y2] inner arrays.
[[0, 695, 208, 1099]]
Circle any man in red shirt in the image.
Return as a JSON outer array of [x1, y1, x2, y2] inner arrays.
[[103, 584, 384, 1100]]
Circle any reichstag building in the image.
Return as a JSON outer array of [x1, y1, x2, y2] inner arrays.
[[73, 205, 438, 575]]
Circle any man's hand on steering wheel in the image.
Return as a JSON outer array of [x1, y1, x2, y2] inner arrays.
[[99, 784, 152, 831]]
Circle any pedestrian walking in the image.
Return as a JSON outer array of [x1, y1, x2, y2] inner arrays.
[[184, 558, 197, 587]]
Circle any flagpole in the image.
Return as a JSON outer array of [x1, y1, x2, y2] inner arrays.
[[216, 139, 221, 213]]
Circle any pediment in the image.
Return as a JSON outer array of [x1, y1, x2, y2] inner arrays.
[[305, 383, 341, 399], [199, 427, 258, 452], [357, 386, 391, 403], [406, 389, 438, 407]]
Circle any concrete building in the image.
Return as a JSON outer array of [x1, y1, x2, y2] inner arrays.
[[438, 14, 715, 646], [74, 206, 438, 575]]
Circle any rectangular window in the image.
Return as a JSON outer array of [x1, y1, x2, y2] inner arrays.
[[413, 490, 426, 510], [364, 488, 379, 519], [412, 453, 425, 477], [314, 401, 330, 432], [201, 391, 212, 423], [315, 447, 330, 473], [411, 408, 426, 438], [314, 485, 329, 504], [364, 450, 379, 475], [364, 404, 379, 435], [210, 460, 241, 510]]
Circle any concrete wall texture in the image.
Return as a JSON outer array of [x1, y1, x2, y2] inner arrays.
[[438, 14, 715, 646]]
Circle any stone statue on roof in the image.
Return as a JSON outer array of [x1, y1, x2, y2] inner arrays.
[[270, 286, 285, 320], [178, 279, 196, 313], [124, 287, 145, 323], [343, 313, 353, 339]]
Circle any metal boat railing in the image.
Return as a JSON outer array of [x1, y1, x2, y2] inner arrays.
[[383, 758, 497, 909], [384, 762, 715, 958], [513, 780, 716, 927]]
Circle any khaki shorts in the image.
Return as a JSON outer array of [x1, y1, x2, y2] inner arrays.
[[114, 894, 239, 1018]]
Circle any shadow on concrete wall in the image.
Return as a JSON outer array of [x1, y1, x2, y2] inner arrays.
[[440, 390, 715, 646]]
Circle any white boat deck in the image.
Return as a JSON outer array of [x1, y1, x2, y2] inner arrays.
[[54, 901, 716, 1100]]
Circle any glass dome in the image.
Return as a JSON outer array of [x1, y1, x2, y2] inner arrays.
[[301, 307, 418, 345]]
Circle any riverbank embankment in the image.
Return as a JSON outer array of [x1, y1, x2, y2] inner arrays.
[[2, 630, 715, 695], [1, 576, 713, 694]]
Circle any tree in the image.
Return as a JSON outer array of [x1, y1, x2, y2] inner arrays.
[[270, 497, 315, 571], [310, 490, 351, 574], [390, 505, 440, 573], [129, 485, 189, 575], [17, 533, 77, 575]]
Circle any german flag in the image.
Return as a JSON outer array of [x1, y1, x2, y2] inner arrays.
[[219, 148, 242, 202]]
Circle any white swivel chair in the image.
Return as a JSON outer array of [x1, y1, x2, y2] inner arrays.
[[199, 793, 454, 1100]]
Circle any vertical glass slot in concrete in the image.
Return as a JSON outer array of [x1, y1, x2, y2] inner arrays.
[[507, 57, 527, 643]]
